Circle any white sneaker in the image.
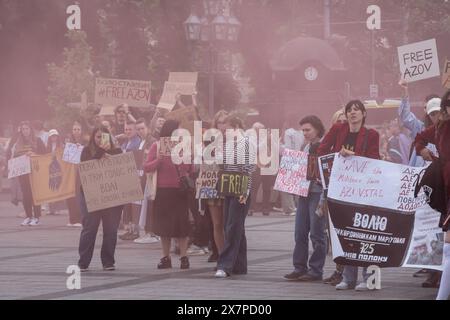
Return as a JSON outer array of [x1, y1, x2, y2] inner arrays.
[[72, 223, 82, 227], [272, 207, 284, 212], [134, 234, 159, 244], [187, 245, 207, 256], [215, 270, 229, 278], [355, 282, 371, 291], [285, 211, 296, 216], [29, 218, 40, 226], [21, 217, 32, 226], [335, 281, 354, 290]]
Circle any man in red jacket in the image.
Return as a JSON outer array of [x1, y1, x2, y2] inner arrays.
[[318, 99, 380, 291]]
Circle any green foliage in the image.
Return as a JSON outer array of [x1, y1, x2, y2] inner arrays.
[[47, 30, 94, 134]]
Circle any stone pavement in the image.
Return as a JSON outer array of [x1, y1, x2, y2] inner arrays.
[[0, 193, 438, 300]]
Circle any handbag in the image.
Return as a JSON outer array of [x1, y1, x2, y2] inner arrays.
[[175, 165, 195, 192]]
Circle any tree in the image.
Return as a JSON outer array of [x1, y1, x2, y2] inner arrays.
[[47, 30, 95, 135]]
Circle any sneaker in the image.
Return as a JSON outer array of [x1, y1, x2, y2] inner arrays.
[[66, 223, 74, 227], [180, 256, 190, 269], [215, 269, 229, 278], [283, 270, 306, 281], [285, 211, 296, 216], [272, 207, 284, 212], [355, 282, 371, 291], [79, 266, 89, 272], [335, 281, 355, 290], [298, 273, 322, 281], [134, 234, 159, 244], [187, 245, 207, 256], [119, 231, 139, 240], [323, 271, 343, 285], [157, 256, 172, 269], [103, 265, 115, 271], [29, 218, 40, 226], [21, 217, 32, 226], [72, 223, 82, 227]]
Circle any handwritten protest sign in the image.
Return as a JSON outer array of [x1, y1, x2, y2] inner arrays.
[[217, 171, 249, 197], [327, 155, 427, 211], [442, 58, 450, 89], [95, 77, 151, 108], [196, 165, 220, 199], [98, 105, 116, 116], [164, 81, 196, 96], [62, 143, 84, 164], [79, 152, 143, 212], [397, 39, 440, 82], [8, 155, 31, 179], [29, 151, 76, 205], [156, 86, 177, 111], [273, 149, 310, 197]]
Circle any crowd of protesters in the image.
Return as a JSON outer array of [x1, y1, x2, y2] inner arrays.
[[1, 82, 449, 300]]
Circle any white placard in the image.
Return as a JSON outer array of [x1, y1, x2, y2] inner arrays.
[[397, 39, 440, 82], [62, 143, 84, 164], [8, 155, 31, 179]]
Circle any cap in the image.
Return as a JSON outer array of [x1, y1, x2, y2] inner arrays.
[[48, 129, 59, 137], [426, 98, 441, 115]]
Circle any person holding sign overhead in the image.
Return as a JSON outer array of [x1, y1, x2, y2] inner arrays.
[[77, 127, 123, 272], [215, 114, 256, 278], [284, 115, 326, 282], [414, 89, 450, 300], [12, 121, 46, 226], [317, 100, 380, 291]]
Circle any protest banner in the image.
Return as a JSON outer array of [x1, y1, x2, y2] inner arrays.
[[273, 149, 310, 197], [95, 77, 151, 108], [168, 72, 198, 84], [196, 164, 220, 199], [442, 58, 450, 89], [327, 155, 431, 268], [216, 171, 249, 197], [79, 152, 144, 212], [29, 151, 76, 205], [318, 153, 336, 189], [165, 106, 198, 136], [7, 155, 31, 179], [62, 143, 84, 164], [397, 39, 440, 82]]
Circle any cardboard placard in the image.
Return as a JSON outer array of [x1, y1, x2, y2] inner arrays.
[[7, 155, 31, 179], [29, 151, 76, 205], [62, 143, 84, 164], [216, 171, 249, 197], [442, 58, 450, 89], [397, 39, 440, 82], [196, 165, 220, 199], [318, 153, 337, 189], [95, 77, 151, 108], [79, 152, 144, 212], [164, 81, 197, 96]]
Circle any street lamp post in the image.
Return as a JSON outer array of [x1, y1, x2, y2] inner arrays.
[[184, 0, 241, 117]]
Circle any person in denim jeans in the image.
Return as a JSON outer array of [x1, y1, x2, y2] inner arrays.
[[77, 127, 123, 271], [284, 115, 326, 281]]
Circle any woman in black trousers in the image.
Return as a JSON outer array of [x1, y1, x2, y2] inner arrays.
[[78, 127, 123, 271]]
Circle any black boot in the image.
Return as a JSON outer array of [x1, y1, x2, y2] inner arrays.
[[157, 256, 172, 269], [180, 256, 190, 269]]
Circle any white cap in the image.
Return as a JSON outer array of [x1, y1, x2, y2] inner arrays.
[[426, 98, 441, 115], [48, 129, 59, 137]]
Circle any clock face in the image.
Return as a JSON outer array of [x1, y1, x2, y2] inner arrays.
[[305, 66, 318, 81]]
